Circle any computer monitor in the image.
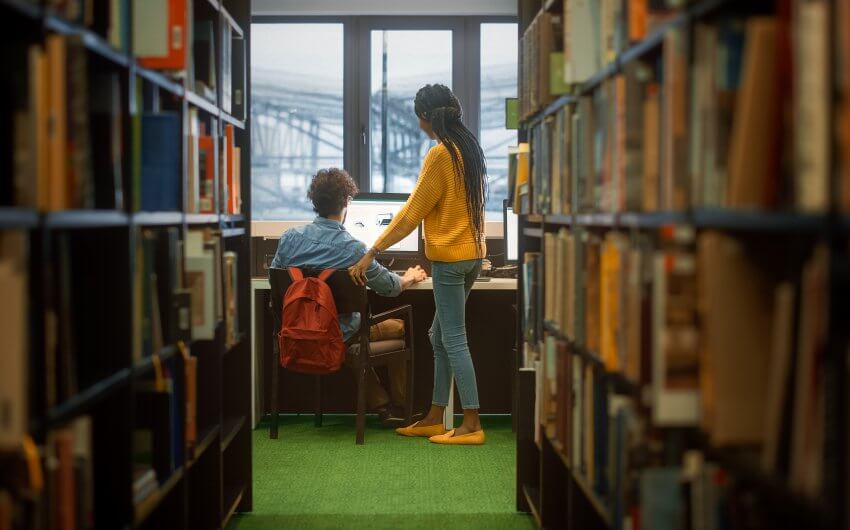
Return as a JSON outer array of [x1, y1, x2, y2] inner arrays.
[[504, 199, 518, 264], [344, 193, 421, 255]]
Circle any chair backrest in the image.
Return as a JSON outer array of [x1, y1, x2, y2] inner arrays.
[[268, 267, 368, 332]]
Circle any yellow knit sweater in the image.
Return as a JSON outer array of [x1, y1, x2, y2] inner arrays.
[[373, 143, 486, 262]]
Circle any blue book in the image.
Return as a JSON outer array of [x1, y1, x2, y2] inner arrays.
[[166, 357, 184, 469], [141, 113, 181, 212], [640, 468, 683, 530]]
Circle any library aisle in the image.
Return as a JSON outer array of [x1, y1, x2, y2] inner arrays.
[[228, 417, 533, 530]]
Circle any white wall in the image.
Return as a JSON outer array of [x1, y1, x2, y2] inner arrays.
[[252, 0, 517, 16]]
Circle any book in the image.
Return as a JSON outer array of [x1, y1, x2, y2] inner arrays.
[[762, 282, 796, 472], [794, 0, 830, 212], [107, 0, 130, 52], [600, 233, 626, 372], [224, 124, 241, 214], [46, 35, 68, 210], [640, 468, 683, 530], [790, 245, 828, 496], [661, 27, 689, 210], [0, 232, 28, 450], [697, 232, 775, 445], [584, 235, 601, 354], [198, 125, 215, 214], [232, 37, 246, 119], [221, 21, 233, 114], [565, 0, 601, 84], [224, 251, 239, 348], [513, 143, 530, 214], [652, 229, 699, 426], [181, 345, 198, 457], [141, 113, 181, 212], [520, 12, 560, 119], [727, 18, 781, 208], [134, 0, 188, 71], [187, 108, 200, 213], [185, 230, 216, 340], [641, 83, 660, 211]]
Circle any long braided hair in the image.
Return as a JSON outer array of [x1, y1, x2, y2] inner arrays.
[[414, 84, 488, 253]]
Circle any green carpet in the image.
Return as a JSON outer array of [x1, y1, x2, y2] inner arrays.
[[228, 415, 535, 530]]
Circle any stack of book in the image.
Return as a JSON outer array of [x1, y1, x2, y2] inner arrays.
[[526, 226, 832, 527], [3, 36, 125, 211], [519, 3, 834, 216], [519, 11, 561, 120]]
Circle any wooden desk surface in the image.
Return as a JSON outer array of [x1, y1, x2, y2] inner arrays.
[[251, 277, 517, 291]]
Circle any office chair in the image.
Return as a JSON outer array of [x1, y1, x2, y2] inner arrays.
[[268, 267, 415, 444]]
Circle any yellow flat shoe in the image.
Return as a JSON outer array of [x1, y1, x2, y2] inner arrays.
[[428, 429, 486, 445], [395, 422, 447, 438]]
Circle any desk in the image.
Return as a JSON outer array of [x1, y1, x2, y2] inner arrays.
[[250, 277, 517, 428]]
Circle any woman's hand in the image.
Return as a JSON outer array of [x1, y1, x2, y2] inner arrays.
[[348, 249, 376, 286]]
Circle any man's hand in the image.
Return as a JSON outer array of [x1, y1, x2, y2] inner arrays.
[[401, 265, 428, 290]]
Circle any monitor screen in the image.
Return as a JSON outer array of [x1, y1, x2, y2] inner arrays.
[[504, 203, 518, 263], [344, 196, 420, 253]]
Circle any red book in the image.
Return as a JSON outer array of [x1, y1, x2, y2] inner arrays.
[[135, 0, 188, 71], [224, 125, 238, 214]]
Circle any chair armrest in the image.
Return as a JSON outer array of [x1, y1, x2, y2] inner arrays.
[[370, 304, 413, 325]]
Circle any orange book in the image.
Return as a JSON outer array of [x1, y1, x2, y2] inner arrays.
[[629, 0, 647, 42], [31, 46, 50, 210], [232, 146, 242, 214], [47, 35, 68, 211], [135, 0, 187, 70], [225, 125, 237, 214]]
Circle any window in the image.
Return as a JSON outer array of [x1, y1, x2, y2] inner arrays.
[[480, 23, 518, 219], [250, 24, 344, 220], [368, 30, 453, 193], [250, 18, 518, 225]]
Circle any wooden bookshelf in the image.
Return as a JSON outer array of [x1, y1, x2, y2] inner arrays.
[[515, 0, 849, 529], [0, 0, 254, 528]]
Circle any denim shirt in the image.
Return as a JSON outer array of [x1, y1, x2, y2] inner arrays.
[[270, 216, 403, 340]]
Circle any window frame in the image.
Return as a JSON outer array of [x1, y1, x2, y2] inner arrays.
[[250, 14, 517, 231]]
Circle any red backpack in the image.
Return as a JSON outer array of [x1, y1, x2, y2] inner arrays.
[[278, 268, 346, 374]]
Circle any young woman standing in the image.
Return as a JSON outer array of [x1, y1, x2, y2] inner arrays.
[[348, 84, 488, 445]]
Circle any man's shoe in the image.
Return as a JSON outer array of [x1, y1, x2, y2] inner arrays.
[[376, 404, 407, 427], [395, 421, 447, 438], [428, 429, 486, 445]]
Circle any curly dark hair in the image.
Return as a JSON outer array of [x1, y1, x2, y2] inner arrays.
[[307, 168, 359, 217]]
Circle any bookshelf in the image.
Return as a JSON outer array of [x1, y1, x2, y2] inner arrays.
[[514, 0, 850, 529], [0, 0, 253, 529]]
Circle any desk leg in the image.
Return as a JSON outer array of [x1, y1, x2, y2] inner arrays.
[[251, 286, 257, 427], [443, 377, 455, 429]]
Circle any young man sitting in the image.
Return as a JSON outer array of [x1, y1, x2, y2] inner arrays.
[[271, 168, 427, 425]]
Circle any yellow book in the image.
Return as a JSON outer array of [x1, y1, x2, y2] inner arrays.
[[600, 234, 623, 372], [513, 143, 531, 213]]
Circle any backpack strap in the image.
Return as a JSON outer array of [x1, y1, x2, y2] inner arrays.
[[318, 269, 336, 282], [288, 267, 304, 281]]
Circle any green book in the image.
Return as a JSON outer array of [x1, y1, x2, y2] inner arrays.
[[505, 98, 519, 130], [550, 52, 571, 96]]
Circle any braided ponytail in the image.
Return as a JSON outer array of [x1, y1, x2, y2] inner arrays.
[[414, 84, 488, 255]]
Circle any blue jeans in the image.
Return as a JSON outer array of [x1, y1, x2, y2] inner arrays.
[[430, 259, 482, 410]]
